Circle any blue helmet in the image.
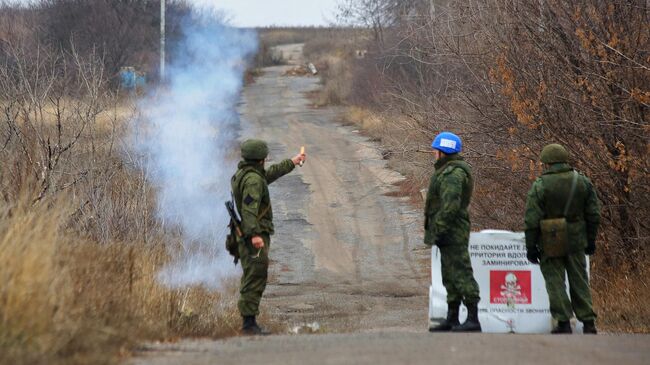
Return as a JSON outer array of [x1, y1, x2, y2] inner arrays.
[[431, 132, 462, 154]]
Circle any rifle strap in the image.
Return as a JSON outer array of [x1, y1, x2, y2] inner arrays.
[[235, 167, 271, 221], [563, 171, 579, 217], [236, 167, 261, 194], [257, 204, 271, 220]]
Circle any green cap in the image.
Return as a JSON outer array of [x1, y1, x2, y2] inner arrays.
[[540, 144, 569, 164], [241, 139, 269, 160]]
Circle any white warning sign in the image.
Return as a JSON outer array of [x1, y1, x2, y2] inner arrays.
[[429, 230, 587, 333]]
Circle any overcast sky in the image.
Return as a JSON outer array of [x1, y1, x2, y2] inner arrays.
[[192, 0, 341, 27]]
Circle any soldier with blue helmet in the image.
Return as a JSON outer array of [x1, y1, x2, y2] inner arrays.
[[425, 132, 482, 332]]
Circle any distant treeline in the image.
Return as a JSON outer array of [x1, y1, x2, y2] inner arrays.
[[256, 26, 362, 47], [0, 0, 192, 83]]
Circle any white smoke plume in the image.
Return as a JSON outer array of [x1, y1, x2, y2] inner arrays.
[[131, 14, 257, 288]]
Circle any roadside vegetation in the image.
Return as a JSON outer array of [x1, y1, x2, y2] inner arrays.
[[254, 27, 363, 70], [306, 1, 649, 332], [0, 1, 647, 363], [0, 1, 248, 364]]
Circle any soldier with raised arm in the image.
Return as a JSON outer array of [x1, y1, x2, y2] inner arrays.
[[231, 139, 306, 335]]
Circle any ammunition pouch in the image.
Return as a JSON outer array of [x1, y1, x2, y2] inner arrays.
[[540, 217, 569, 257], [225, 223, 241, 264]]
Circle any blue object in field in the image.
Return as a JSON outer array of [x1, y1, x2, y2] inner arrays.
[[120, 67, 146, 90]]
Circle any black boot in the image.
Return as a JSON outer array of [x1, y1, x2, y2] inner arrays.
[[551, 321, 572, 334], [429, 302, 460, 332], [451, 303, 482, 332], [241, 316, 270, 336], [582, 320, 597, 334]]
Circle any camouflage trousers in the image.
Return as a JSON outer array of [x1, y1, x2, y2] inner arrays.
[[439, 243, 480, 305], [238, 234, 271, 317], [540, 252, 596, 322]]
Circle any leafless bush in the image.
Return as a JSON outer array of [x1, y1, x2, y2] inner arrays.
[[0, 39, 153, 243], [341, 0, 649, 331], [0, 190, 241, 365], [373, 0, 648, 253], [0, 9, 246, 363], [1, 0, 192, 83]]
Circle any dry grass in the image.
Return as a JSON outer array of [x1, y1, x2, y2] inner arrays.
[[301, 30, 367, 107], [0, 70, 253, 362], [0, 17, 308, 365], [591, 254, 650, 333], [0, 194, 75, 364], [342, 107, 433, 183], [0, 155, 270, 363], [283, 66, 312, 77], [0, 190, 243, 365], [306, 56, 352, 107], [345, 107, 385, 134]]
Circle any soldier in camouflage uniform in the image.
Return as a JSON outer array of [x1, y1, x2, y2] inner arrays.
[[525, 144, 601, 334], [425, 132, 482, 333], [231, 139, 306, 335]]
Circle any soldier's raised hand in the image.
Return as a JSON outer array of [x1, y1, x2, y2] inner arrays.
[[292, 152, 306, 166]]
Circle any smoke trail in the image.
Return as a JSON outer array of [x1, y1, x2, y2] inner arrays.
[[132, 14, 257, 288]]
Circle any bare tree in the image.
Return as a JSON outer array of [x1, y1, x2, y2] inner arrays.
[[35, 0, 191, 81], [345, 0, 649, 258], [0, 37, 157, 242]]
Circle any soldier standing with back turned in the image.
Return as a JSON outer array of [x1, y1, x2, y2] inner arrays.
[[231, 139, 306, 335], [525, 144, 601, 334], [425, 132, 482, 333]]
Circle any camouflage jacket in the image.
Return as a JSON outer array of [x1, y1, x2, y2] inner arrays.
[[524, 163, 601, 254], [231, 159, 295, 237], [424, 154, 474, 246]]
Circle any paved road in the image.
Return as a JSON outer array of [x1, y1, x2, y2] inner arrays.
[[135, 332, 649, 365], [131, 44, 650, 365]]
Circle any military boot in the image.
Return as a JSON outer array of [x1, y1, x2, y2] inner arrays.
[[582, 320, 597, 334], [551, 321, 572, 334], [241, 316, 270, 336], [429, 302, 460, 332], [451, 303, 482, 332]]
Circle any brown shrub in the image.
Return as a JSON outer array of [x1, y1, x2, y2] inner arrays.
[[315, 56, 354, 106], [339, 0, 649, 332], [0, 37, 246, 364], [0, 192, 241, 365], [592, 253, 650, 333], [301, 28, 369, 106]]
